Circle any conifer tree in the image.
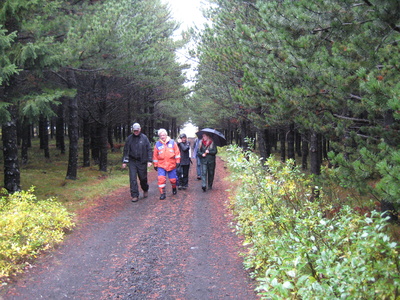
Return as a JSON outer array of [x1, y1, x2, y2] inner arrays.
[[0, 0, 69, 192], [195, 0, 400, 206]]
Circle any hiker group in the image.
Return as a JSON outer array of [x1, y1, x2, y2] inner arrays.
[[122, 123, 220, 201]]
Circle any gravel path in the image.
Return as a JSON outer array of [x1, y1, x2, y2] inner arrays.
[[1, 157, 258, 300]]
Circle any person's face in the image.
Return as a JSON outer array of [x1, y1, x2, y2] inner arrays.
[[159, 132, 167, 141], [202, 134, 209, 141], [182, 137, 187, 143], [133, 128, 141, 136]]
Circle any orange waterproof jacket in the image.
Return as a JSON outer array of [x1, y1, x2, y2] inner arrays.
[[153, 137, 181, 171]]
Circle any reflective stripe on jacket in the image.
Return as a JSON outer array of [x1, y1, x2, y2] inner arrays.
[[152, 137, 181, 171]]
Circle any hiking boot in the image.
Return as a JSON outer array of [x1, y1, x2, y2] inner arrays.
[[160, 193, 166, 200], [178, 186, 182, 190], [202, 186, 206, 192], [172, 188, 177, 195], [143, 191, 148, 198], [197, 176, 201, 180], [131, 197, 139, 202]]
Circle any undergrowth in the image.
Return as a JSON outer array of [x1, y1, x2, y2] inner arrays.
[[226, 145, 400, 299], [0, 138, 129, 280], [0, 188, 75, 278]]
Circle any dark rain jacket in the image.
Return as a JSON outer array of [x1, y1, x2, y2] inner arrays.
[[122, 133, 152, 164], [197, 141, 217, 164], [178, 141, 191, 166]]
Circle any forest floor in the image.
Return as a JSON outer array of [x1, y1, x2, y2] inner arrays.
[[0, 157, 259, 300]]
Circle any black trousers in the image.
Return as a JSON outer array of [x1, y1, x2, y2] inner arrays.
[[128, 160, 149, 197], [177, 164, 190, 187]]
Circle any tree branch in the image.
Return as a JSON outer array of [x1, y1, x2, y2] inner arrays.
[[66, 67, 106, 72], [333, 114, 370, 123], [349, 94, 362, 101]]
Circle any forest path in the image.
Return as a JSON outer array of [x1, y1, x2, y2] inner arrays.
[[1, 157, 259, 300]]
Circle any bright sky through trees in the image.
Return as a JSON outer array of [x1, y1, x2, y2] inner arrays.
[[164, 0, 205, 33], [164, 0, 207, 136], [164, 0, 206, 83]]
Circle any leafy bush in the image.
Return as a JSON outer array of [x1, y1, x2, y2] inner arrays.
[[226, 145, 400, 299], [0, 188, 75, 278]]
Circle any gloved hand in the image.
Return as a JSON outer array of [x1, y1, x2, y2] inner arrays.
[[154, 166, 158, 171], [176, 163, 180, 169]]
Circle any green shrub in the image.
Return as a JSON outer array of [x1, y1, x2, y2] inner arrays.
[[0, 188, 75, 278], [226, 145, 400, 299]]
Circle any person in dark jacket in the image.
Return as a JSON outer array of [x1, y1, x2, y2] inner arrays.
[[177, 133, 191, 190], [122, 123, 152, 202], [197, 133, 218, 192]]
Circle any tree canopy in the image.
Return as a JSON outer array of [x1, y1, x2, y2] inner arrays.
[[0, 0, 190, 189], [192, 0, 400, 204]]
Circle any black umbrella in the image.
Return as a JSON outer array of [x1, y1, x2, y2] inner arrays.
[[196, 128, 227, 147]]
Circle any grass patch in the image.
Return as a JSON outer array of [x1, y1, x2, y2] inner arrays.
[[0, 138, 129, 212]]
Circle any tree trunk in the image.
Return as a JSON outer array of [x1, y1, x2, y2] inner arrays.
[[295, 130, 302, 157], [170, 117, 177, 139], [287, 123, 295, 160], [234, 129, 240, 146], [148, 101, 155, 139], [322, 137, 329, 162], [263, 128, 271, 158], [56, 100, 65, 154], [279, 127, 286, 162], [39, 116, 45, 150], [239, 120, 249, 149], [114, 124, 122, 144], [40, 115, 50, 158], [50, 117, 55, 140], [99, 121, 108, 172], [301, 131, 309, 171], [317, 133, 323, 168], [269, 129, 276, 152], [90, 124, 99, 165], [96, 75, 108, 172], [256, 127, 267, 161], [122, 124, 127, 141], [82, 115, 91, 167], [310, 130, 320, 175], [66, 70, 79, 180], [108, 125, 114, 152], [21, 117, 30, 165], [2, 104, 21, 193]]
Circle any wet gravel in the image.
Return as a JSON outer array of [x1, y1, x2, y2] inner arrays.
[[0, 157, 259, 300]]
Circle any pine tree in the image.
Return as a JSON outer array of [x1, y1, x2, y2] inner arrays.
[[0, 0, 70, 192], [61, 0, 187, 175], [195, 0, 400, 206]]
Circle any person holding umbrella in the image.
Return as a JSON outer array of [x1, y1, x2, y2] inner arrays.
[[197, 132, 218, 192]]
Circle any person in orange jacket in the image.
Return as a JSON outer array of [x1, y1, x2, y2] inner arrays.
[[152, 128, 181, 200]]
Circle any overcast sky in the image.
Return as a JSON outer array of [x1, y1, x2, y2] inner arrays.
[[164, 0, 208, 135], [164, 0, 206, 32]]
